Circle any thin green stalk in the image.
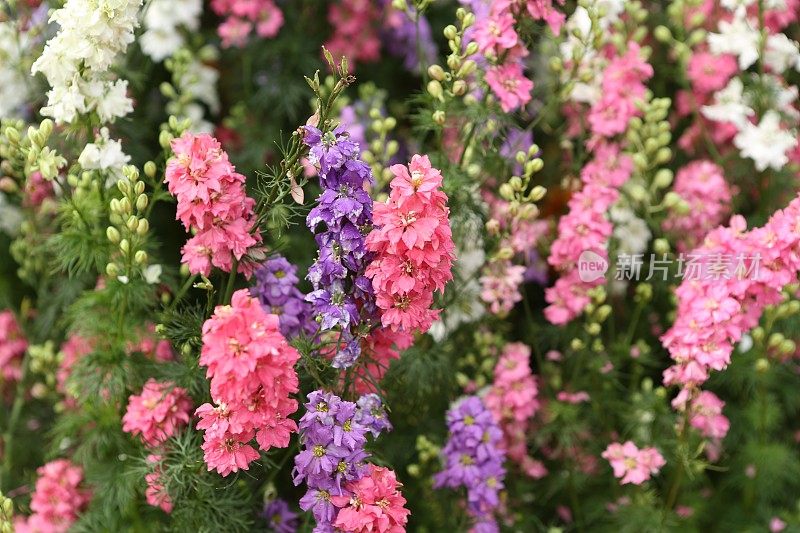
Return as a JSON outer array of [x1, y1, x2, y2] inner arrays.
[[1, 348, 30, 491], [222, 256, 239, 305]]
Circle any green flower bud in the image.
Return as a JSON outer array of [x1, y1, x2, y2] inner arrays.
[[106, 226, 121, 243]]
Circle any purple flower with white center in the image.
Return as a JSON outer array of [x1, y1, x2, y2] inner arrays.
[[303, 124, 377, 368], [261, 498, 299, 533], [355, 393, 393, 437], [434, 395, 506, 531], [251, 255, 314, 338], [293, 390, 390, 530]]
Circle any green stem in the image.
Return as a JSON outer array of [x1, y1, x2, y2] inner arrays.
[[1, 347, 31, 491], [222, 256, 239, 305]]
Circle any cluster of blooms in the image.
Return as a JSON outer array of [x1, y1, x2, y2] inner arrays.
[[165, 132, 261, 277], [480, 191, 549, 316], [673, 389, 730, 460], [261, 498, 299, 533], [211, 0, 284, 48], [144, 454, 173, 513], [379, 0, 437, 73], [485, 343, 546, 479], [331, 464, 410, 533], [56, 334, 93, 402], [696, 4, 800, 171], [30, 0, 141, 124], [23, 171, 54, 208], [661, 195, 800, 392], [601, 441, 665, 485], [122, 379, 193, 447], [325, 0, 381, 68], [350, 328, 412, 394], [0, 309, 26, 386], [0, 17, 41, 118], [544, 144, 634, 324], [434, 395, 506, 531], [587, 43, 654, 138], [195, 289, 300, 476], [366, 154, 456, 335], [470, 0, 535, 112], [302, 125, 376, 368], [293, 390, 403, 531], [14, 459, 91, 533], [662, 160, 733, 252], [140, 0, 202, 62], [251, 255, 314, 339]]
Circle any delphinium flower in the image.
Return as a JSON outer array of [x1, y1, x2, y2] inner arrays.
[[13, 459, 91, 533], [140, 0, 202, 61], [587, 42, 654, 138], [302, 125, 376, 368], [544, 144, 634, 324], [686, 51, 738, 96], [30, 0, 141, 124], [145, 454, 172, 513], [195, 289, 300, 476], [379, 1, 437, 73], [662, 160, 732, 252], [22, 171, 54, 208], [261, 498, 299, 533], [292, 390, 393, 530], [122, 379, 193, 447], [485, 343, 545, 479], [602, 441, 665, 485], [211, 0, 284, 48], [661, 196, 800, 394], [350, 328, 412, 394], [165, 132, 262, 278], [251, 255, 314, 339], [365, 154, 456, 335], [56, 334, 93, 403], [672, 389, 730, 461], [480, 260, 526, 317], [325, 0, 382, 68], [331, 464, 411, 532], [0, 309, 27, 386], [434, 395, 506, 531]]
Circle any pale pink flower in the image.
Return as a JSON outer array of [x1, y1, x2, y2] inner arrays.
[[485, 62, 534, 112], [122, 379, 193, 447]]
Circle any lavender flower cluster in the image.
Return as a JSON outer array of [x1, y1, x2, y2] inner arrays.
[[251, 255, 314, 339], [379, 0, 437, 73], [292, 390, 391, 531], [302, 125, 376, 368], [433, 395, 507, 532]]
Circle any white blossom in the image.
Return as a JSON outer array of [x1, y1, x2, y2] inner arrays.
[[708, 7, 760, 70], [31, 0, 142, 124], [733, 111, 798, 171], [78, 128, 131, 186], [764, 33, 800, 74], [140, 0, 202, 61], [701, 78, 755, 129]]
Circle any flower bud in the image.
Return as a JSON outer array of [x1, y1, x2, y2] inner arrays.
[[106, 263, 119, 277], [134, 250, 147, 265], [432, 110, 446, 125], [443, 25, 458, 41], [137, 218, 149, 235], [427, 80, 444, 100], [106, 226, 121, 243], [452, 80, 467, 96], [428, 64, 446, 81]]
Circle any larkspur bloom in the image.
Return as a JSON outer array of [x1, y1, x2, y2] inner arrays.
[[165, 132, 262, 277], [30, 0, 142, 124], [325, 0, 382, 68], [262, 498, 299, 533], [0, 309, 27, 386], [687, 51, 738, 95], [14, 459, 91, 533], [733, 111, 798, 171], [251, 255, 314, 339], [145, 455, 173, 513], [211, 0, 284, 48], [331, 465, 411, 532], [366, 154, 456, 335], [434, 395, 506, 531], [293, 390, 393, 531], [545, 143, 634, 324], [662, 160, 733, 252], [485, 62, 534, 113], [195, 289, 300, 476], [140, 0, 202, 61], [661, 196, 800, 403], [303, 125, 376, 368], [380, 0, 437, 73], [602, 441, 666, 485], [122, 379, 193, 447], [485, 343, 546, 479]]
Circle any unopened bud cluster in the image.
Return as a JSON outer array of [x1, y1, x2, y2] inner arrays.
[[105, 165, 152, 283]]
